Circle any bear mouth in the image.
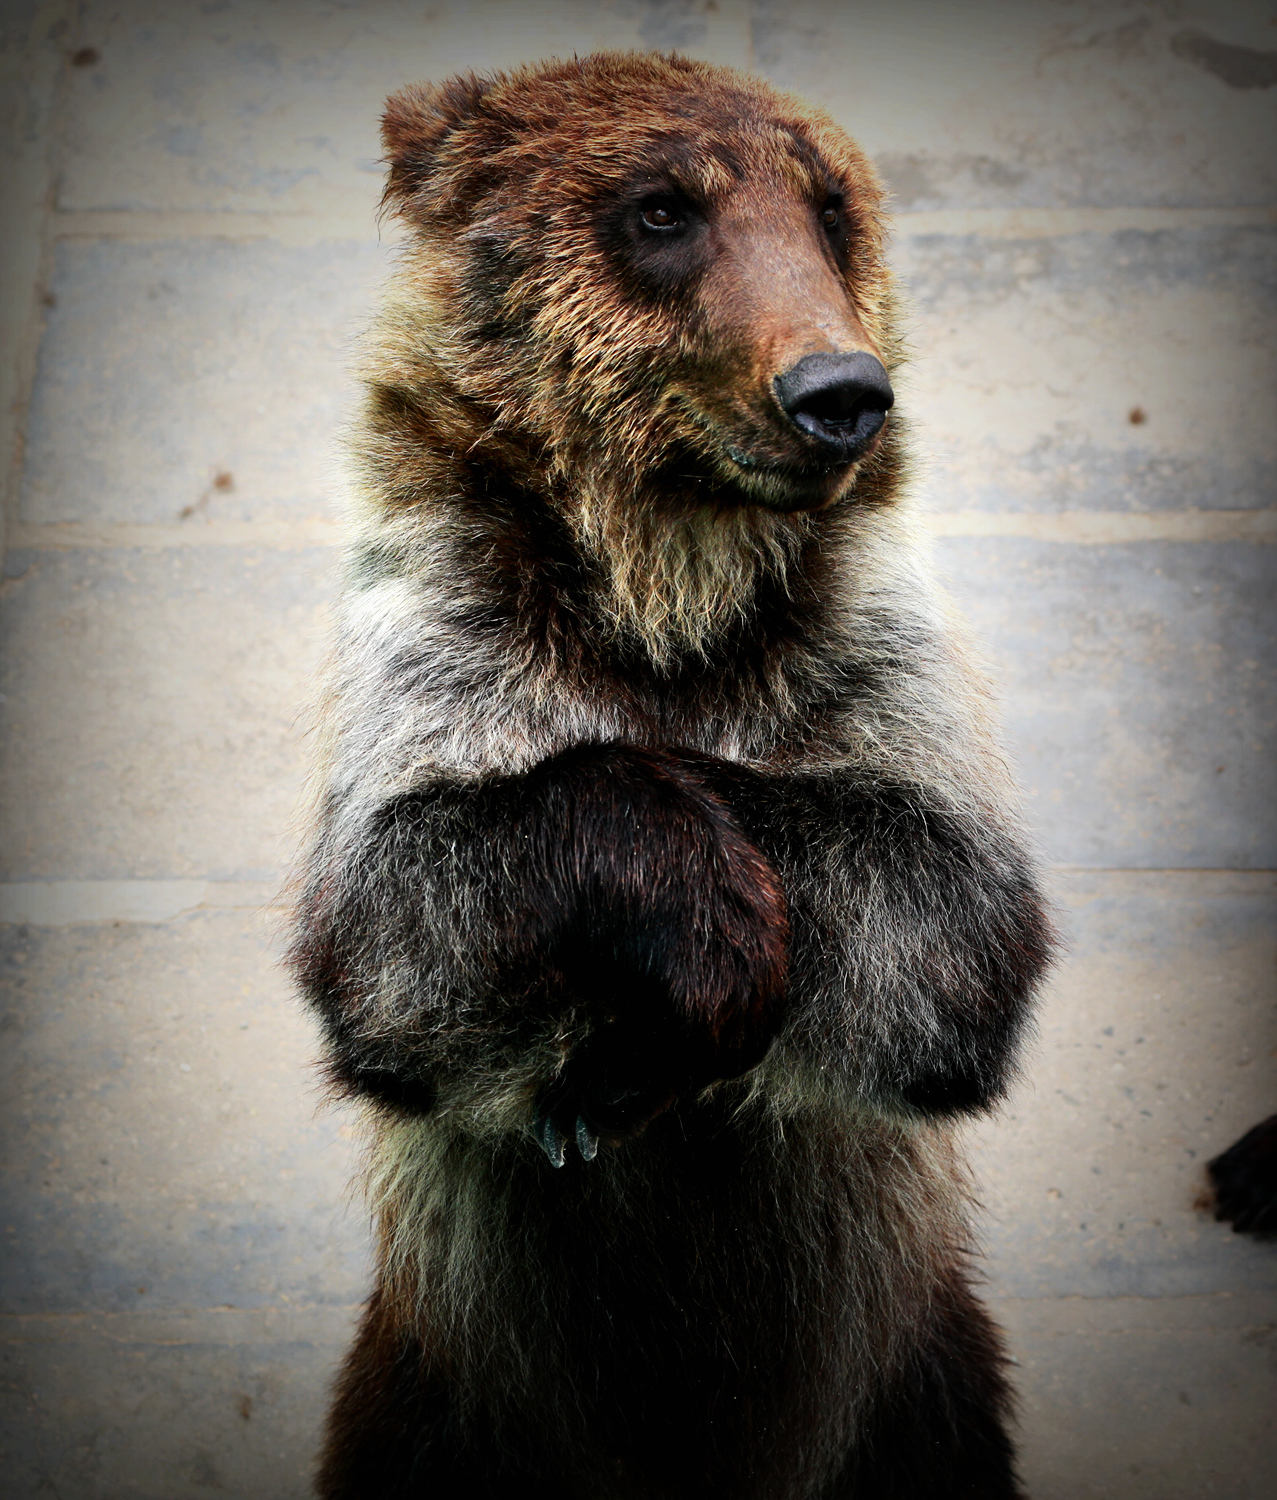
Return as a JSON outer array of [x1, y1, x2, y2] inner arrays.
[[676, 406, 879, 511], [719, 441, 863, 511]]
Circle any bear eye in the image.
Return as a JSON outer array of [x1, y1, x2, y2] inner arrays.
[[820, 200, 841, 231], [639, 198, 683, 233]]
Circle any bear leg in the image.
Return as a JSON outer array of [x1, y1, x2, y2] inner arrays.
[[823, 1272, 1025, 1500], [316, 1287, 545, 1500]]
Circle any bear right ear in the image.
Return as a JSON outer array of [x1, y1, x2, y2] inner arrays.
[[381, 73, 494, 206]]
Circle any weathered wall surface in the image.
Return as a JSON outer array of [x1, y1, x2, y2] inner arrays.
[[1, 2, 1274, 1495]]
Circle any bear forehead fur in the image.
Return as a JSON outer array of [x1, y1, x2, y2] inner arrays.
[[382, 52, 885, 254]]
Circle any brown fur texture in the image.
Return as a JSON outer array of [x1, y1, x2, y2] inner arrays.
[[290, 52, 1054, 1499]]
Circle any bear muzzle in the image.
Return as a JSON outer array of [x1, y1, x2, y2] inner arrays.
[[773, 351, 894, 459]]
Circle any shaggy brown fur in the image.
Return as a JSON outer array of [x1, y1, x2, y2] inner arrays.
[[290, 51, 1054, 1499]]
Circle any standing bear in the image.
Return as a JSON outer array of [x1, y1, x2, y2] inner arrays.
[[290, 51, 1054, 1500]]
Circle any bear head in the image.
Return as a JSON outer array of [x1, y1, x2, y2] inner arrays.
[[370, 52, 906, 659]]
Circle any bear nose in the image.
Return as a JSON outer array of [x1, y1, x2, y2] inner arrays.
[[773, 352, 894, 456]]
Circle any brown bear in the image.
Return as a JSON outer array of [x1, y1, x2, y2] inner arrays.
[[289, 51, 1054, 1499]]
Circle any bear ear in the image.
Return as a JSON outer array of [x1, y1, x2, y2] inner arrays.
[[381, 73, 495, 206]]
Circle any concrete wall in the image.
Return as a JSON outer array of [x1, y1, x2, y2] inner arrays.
[[1, 2, 1274, 1495]]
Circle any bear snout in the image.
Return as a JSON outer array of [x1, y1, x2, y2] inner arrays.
[[773, 351, 894, 458]]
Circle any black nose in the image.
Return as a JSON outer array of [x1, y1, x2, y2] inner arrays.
[[773, 352, 894, 456]]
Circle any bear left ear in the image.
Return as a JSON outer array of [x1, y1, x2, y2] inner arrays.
[[381, 72, 494, 205]]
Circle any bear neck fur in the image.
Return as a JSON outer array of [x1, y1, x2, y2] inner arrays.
[[350, 283, 910, 675]]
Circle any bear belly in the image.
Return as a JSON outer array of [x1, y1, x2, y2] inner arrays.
[[346, 1095, 964, 1500]]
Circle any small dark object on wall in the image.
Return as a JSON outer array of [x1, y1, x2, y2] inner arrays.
[[1208, 1115, 1277, 1235]]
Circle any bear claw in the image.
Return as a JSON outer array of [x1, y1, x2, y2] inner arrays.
[[575, 1116, 599, 1161], [537, 1114, 568, 1168], [535, 1112, 599, 1167]]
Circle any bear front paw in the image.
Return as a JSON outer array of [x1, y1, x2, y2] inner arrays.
[[530, 1015, 739, 1167]]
